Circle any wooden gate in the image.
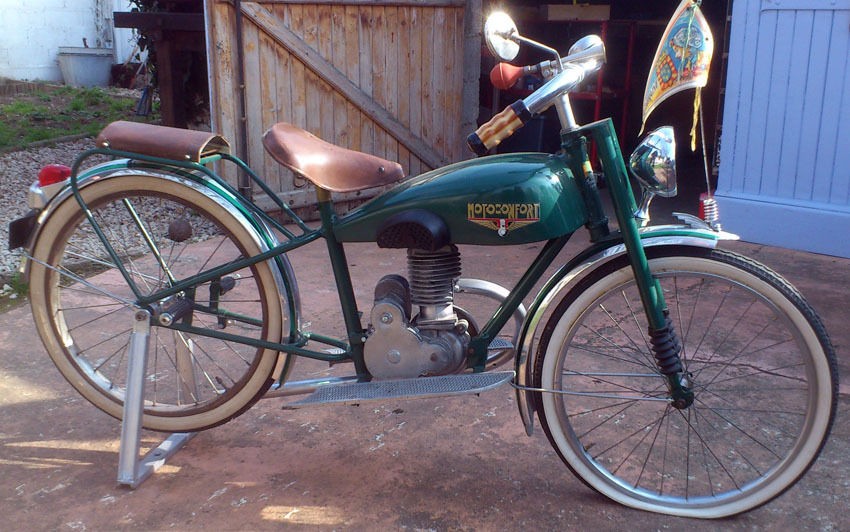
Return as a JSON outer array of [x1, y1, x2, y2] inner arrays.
[[205, 0, 479, 212]]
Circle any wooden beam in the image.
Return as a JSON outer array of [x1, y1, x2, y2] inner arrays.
[[241, 1, 447, 168], [251, 0, 464, 7], [113, 12, 205, 32]]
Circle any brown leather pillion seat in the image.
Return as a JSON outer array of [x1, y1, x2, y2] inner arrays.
[[262, 123, 405, 193]]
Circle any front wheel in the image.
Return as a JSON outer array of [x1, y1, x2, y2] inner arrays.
[[534, 247, 837, 518]]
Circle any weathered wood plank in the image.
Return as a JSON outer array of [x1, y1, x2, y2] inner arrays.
[[446, 8, 458, 161], [385, 5, 400, 167], [242, 21, 265, 173], [452, 6, 465, 161], [206, 0, 240, 182], [301, 6, 320, 139], [359, 7, 376, 157], [344, 5, 362, 152], [239, 2, 446, 167], [275, 4, 298, 190], [384, 6, 399, 122], [420, 7, 434, 162], [407, 5, 423, 175], [330, 6, 351, 149], [433, 7, 447, 157], [372, 5, 387, 160], [396, 6, 412, 175], [317, 5, 335, 142], [287, 3, 309, 189], [259, 30, 282, 189]]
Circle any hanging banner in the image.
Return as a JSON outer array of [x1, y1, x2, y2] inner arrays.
[[641, 0, 714, 130]]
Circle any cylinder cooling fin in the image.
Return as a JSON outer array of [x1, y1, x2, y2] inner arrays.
[[408, 246, 462, 326]]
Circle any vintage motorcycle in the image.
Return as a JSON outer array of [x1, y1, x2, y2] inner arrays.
[[8, 9, 837, 519]]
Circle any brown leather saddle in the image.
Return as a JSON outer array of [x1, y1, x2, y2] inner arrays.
[[262, 122, 404, 193], [96, 121, 405, 193]]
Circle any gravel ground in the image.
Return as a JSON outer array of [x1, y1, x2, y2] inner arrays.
[[0, 138, 97, 284]]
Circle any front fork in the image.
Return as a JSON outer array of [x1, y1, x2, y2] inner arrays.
[[564, 120, 693, 409]]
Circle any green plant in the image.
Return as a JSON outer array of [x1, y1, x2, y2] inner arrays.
[[0, 84, 158, 151], [24, 127, 55, 143], [68, 88, 106, 112], [0, 122, 13, 146], [68, 98, 86, 112], [0, 271, 29, 311], [8, 272, 28, 298], [4, 100, 40, 115]]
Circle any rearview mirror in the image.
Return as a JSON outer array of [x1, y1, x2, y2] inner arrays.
[[484, 12, 520, 62], [567, 35, 606, 70]]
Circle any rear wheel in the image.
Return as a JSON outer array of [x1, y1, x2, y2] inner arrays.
[[534, 247, 837, 518], [28, 173, 285, 432]]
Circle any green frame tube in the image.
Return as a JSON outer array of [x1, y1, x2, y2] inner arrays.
[[573, 119, 668, 329]]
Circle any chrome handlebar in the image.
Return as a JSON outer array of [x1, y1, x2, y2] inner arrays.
[[466, 35, 605, 155]]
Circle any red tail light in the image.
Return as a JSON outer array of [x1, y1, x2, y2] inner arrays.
[[38, 164, 72, 187]]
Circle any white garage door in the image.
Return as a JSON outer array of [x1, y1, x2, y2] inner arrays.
[[716, 0, 850, 257]]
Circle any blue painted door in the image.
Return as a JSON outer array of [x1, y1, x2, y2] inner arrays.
[[717, 0, 850, 257]]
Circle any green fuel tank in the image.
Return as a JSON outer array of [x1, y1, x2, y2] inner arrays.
[[333, 153, 589, 247]]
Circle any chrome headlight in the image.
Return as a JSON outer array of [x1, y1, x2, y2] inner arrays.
[[629, 126, 677, 198]]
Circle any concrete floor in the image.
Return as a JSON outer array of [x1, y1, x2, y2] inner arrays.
[[0, 221, 848, 530]]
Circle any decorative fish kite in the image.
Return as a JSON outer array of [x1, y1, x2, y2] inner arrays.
[[641, 0, 714, 149]]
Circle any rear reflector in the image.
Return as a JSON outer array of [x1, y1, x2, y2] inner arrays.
[[38, 164, 72, 187]]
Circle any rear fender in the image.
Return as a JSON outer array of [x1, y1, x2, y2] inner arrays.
[[23, 162, 301, 355], [514, 225, 739, 435]]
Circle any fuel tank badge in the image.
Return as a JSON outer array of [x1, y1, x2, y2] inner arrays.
[[467, 202, 540, 237]]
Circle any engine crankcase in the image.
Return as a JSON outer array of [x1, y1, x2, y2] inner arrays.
[[364, 298, 466, 379]]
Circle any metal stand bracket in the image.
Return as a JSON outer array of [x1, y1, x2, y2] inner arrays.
[[117, 310, 195, 488]]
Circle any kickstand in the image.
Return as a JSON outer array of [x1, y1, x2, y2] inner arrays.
[[117, 309, 195, 488]]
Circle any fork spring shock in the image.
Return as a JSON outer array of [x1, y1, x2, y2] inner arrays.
[[649, 315, 682, 375]]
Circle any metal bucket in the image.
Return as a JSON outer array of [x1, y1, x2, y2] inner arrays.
[[58, 47, 113, 87]]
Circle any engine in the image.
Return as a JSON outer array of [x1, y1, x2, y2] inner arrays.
[[364, 246, 470, 379]]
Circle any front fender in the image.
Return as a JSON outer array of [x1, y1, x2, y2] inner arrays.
[[514, 224, 739, 435]]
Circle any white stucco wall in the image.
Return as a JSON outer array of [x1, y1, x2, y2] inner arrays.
[[0, 0, 138, 83]]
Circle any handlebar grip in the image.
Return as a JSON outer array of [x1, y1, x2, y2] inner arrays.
[[466, 101, 531, 156]]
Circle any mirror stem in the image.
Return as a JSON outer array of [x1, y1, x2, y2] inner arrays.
[[514, 35, 563, 72]]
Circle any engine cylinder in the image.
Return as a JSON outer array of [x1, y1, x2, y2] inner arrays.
[[408, 246, 461, 327]]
